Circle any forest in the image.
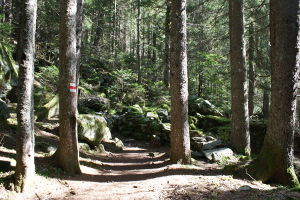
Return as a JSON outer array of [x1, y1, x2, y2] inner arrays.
[[0, 0, 300, 199]]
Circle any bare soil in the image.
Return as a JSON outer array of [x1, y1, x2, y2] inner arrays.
[[1, 127, 300, 200]]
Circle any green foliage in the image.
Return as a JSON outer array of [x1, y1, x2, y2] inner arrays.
[[0, 43, 18, 96], [107, 69, 147, 106], [35, 65, 59, 107], [36, 65, 59, 90]]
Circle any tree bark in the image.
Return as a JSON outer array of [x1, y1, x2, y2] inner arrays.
[[76, 0, 84, 82], [252, 0, 300, 186], [262, 88, 269, 120], [14, 0, 37, 192], [136, 0, 141, 83], [55, 0, 81, 174], [170, 0, 190, 164], [163, 0, 171, 88], [248, 23, 255, 117], [229, 0, 250, 155]]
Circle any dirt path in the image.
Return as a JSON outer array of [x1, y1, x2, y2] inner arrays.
[[1, 140, 300, 200]]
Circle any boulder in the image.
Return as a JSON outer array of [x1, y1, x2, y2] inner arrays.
[[146, 112, 159, 119], [125, 104, 143, 114], [36, 95, 59, 120], [77, 114, 112, 147], [78, 142, 91, 152], [102, 137, 124, 152], [0, 98, 9, 120], [203, 147, 234, 162], [191, 136, 222, 151], [157, 109, 169, 122], [189, 97, 223, 116], [78, 96, 110, 113]]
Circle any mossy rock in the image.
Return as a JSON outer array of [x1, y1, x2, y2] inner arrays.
[[77, 114, 112, 147], [78, 96, 110, 113], [36, 95, 59, 121], [197, 115, 230, 130], [190, 129, 204, 137], [124, 104, 143, 114], [189, 97, 223, 116]]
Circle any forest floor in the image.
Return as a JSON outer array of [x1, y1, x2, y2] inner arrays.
[[1, 126, 300, 200]]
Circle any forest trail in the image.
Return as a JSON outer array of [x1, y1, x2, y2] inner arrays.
[[1, 137, 300, 200]]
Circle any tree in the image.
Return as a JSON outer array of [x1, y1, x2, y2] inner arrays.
[[54, 0, 81, 174], [76, 0, 84, 80], [229, 0, 250, 155], [136, 0, 141, 83], [248, 23, 255, 117], [252, 0, 300, 186], [14, 0, 37, 192], [163, 0, 171, 88], [169, 0, 190, 164]]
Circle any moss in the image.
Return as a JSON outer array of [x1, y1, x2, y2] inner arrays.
[[190, 129, 204, 137], [287, 167, 300, 187], [77, 114, 109, 146], [189, 116, 198, 130], [197, 115, 230, 131]]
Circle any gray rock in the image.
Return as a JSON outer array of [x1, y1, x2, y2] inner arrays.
[[79, 142, 91, 151], [157, 109, 169, 122], [36, 95, 59, 120], [96, 144, 106, 153], [237, 185, 252, 191], [191, 151, 204, 158], [203, 147, 234, 162], [102, 137, 124, 152], [0, 98, 10, 120], [77, 114, 112, 146], [191, 136, 222, 151], [189, 97, 223, 116], [78, 96, 110, 113], [146, 112, 159, 119]]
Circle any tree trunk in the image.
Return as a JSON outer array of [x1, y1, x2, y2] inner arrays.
[[14, 0, 37, 192], [248, 23, 255, 117], [163, 0, 171, 88], [170, 0, 190, 164], [76, 0, 84, 83], [262, 88, 269, 120], [152, 31, 157, 63], [55, 0, 81, 174], [136, 0, 141, 83], [229, 0, 250, 155], [252, 0, 300, 186]]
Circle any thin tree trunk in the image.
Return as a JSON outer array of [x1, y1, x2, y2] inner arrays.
[[163, 0, 171, 88], [14, 0, 37, 192], [229, 0, 250, 155], [137, 0, 141, 83], [152, 31, 157, 63], [76, 0, 84, 84], [54, 0, 81, 174], [170, 0, 191, 164], [252, 0, 300, 186], [248, 23, 255, 117]]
